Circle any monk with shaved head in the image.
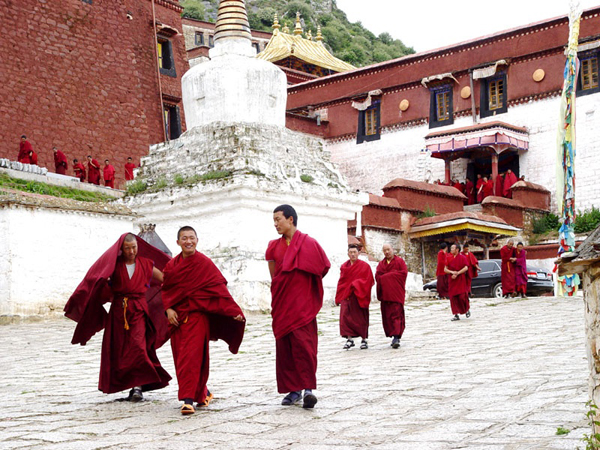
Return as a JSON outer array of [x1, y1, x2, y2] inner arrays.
[[375, 244, 408, 349]]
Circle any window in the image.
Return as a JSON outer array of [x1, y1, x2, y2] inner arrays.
[[252, 42, 260, 52], [356, 101, 381, 144], [164, 104, 182, 140], [480, 72, 507, 118], [577, 51, 599, 96], [429, 85, 453, 129], [208, 35, 214, 48], [195, 31, 204, 46], [81, 0, 92, 4], [157, 38, 176, 77]]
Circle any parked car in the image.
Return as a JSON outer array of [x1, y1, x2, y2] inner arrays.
[[423, 259, 554, 298]]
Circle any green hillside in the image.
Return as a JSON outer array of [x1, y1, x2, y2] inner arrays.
[[180, 0, 415, 67]]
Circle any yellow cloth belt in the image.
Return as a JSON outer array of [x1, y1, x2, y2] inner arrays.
[[123, 297, 130, 330]]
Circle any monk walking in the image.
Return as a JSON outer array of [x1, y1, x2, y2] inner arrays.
[[375, 244, 408, 349], [18, 135, 33, 164], [104, 159, 116, 188], [465, 177, 475, 205], [335, 244, 374, 350], [514, 242, 528, 298], [266, 205, 330, 408], [503, 169, 518, 198], [162, 226, 245, 415], [53, 147, 68, 175], [476, 174, 484, 203], [87, 155, 101, 185], [73, 158, 86, 182], [436, 243, 450, 299], [461, 243, 481, 296], [64, 233, 172, 401], [445, 244, 471, 321], [500, 240, 517, 298], [125, 157, 136, 181]]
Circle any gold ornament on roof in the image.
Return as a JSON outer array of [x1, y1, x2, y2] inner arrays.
[[272, 12, 280, 32], [282, 24, 290, 33], [306, 29, 312, 40], [293, 12, 303, 36], [214, 0, 251, 43], [316, 25, 323, 43]]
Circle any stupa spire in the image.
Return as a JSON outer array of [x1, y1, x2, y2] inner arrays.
[[316, 25, 323, 43], [214, 0, 252, 43], [293, 12, 303, 36], [272, 12, 281, 33]]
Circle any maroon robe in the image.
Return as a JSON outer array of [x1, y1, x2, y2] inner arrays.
[[476, 178, 484, 203], [18, 140, 32, 163], [125, 162, 136, 181], [54, 149, 68, 174], [482, 180, 494, 199], [104, 164, 115, 188], [452, 182, 464, 195], [436, 249, 449, 298], [30, 151, 38, 165], [500, 245, 516, 296], [503, 171, 518, 198], [447, 253, 470, 314], [88, 159, 101, 185], [515, 249, 528, 294], [461, 250, 479, 294], [495, 175, 504, 197], [375, 255, 408, 338], [64, 234, 172, 394], [465, 180, 475, 205], [266, 231, 330, 393], [74, 162, 86, 182], [162, 251, 245, 403], [335, 259, 374, 339]]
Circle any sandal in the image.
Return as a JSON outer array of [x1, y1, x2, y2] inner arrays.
[[360, 340, 368, 350], [198, 391, 213, 408], [343, 339, 355, 350], [181, 404, 195, 415]]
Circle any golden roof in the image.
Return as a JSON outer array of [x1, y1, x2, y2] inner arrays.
[[257, 19, 355, 74]]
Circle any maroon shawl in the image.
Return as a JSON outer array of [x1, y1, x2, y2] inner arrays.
[[515, 249, 528, 286], [335, 259, 374, 309], [447, 253, 469, 296], [375, 255, 408, 304]]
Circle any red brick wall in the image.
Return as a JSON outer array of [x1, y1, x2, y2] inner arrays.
[[285, 114, 328, 137], [482, 203, 524, 228], [0, 0, 187, 188], [383, 188, 464, 214], [512, 187, 551, 211], [361, 205, 401, 230]]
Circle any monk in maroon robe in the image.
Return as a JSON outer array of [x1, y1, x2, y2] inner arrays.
[[461, 244, 481, 295], [482, 176, 494, 199], [87, 155, 101, 185], [514, 242, 528, 298], [125, 157, 136, 181], [452, 179, 464, 195], [445, 244, 470, 321], [104, 159, 116, 189], [53, 147, 68, 175], [73, 159, 86, 182], [335, 244, 374, 350], [64, 233, 172, 400], [503, 169, 518, 198], [495, 173, 504, 197], [18, 135, 33, 163], [30, 150, 38, 165], [436, 243, 449, 299], [465, 178, 475, 205], [376, 244, 408, 349], [476, 174, 484, 203], [162, 226, 245, 415], [266, 205, 330, 409], [500, 240, 517, 297]]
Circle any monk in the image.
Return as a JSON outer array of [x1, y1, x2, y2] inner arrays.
[[73, 158, 86, 182], [452, 179, 464, 195], [515, 242, 528, 298], [162, 226, 245, 415], [500, 240, 517, 297], [476, 174, 484, 203], [436, 243, 449, 299], [495, 173, 504, 197], [465, 177, 475, 205], [266, 204, 330, 409], [503, 169, 518, 198], [375, 244, 408, 349], [53, 147, 68, 175], [87, 155, 101, 185], [125, 157, 136, 181], [461, 244, 481, 295], [335, 244, 374, 350], [29, 149, 38, 165], [64, 233, 172, 401], [482, 176, 494, 199], [104, 159, 116, 189], [18, 135, 33, 164], [445, 244, 470, 321]]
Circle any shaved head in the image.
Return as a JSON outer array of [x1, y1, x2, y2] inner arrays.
[[124, 233, 137, 243]]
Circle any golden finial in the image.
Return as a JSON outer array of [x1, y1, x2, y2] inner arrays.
[[293, 11, 303, 36], [272, 12, 280, 31], [316, 25, 323, 43], [214, 0, 251, 43], [282, 24, 290, 34], [306, 29, 312, 40]]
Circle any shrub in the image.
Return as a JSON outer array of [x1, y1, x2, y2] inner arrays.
[[300, 174, 314, 183], [127, 180, 147, 195], [174, 174, 185, 185], [532, 213, 560, 234], [574, 206, 600, 234]]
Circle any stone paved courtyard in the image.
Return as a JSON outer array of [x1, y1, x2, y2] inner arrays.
[[0, 296, 591, 449]]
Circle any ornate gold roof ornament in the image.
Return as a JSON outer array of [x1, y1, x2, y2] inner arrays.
[[272, 12, 280, 35], [282, 24, 290, 34], [306, 29, 312, 40], [316, 25, 323, 43], [293, 12, 303, 36], [214, 0, 252, 43]]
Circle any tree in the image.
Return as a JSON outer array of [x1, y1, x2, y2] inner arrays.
[[181, 0, 205, 20]]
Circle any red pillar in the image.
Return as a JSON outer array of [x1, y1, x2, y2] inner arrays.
[[491, 153, 499, 195], [444, 159, 451, 185]]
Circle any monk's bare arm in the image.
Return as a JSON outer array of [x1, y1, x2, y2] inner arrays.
[[455, 266, 468, 276], [152, 267, 164, 283], [268, 261, 276, 280], [166, 308, 179, 326]]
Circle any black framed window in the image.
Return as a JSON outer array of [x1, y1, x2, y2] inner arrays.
[[164, 104, 182, 140], [209, 35, 214, 48], [480, 72, 507, 118], [429, 85, 453, 129], [195, 32, 204, 46], [252, 42, 260, 52], [357, 100, 381, 144], [157, 38, 176, 77], [577, 50, 599, 97]]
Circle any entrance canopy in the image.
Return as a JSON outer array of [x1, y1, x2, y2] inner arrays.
[[425, 121, 529, 160], [409, 211, 519, 239]]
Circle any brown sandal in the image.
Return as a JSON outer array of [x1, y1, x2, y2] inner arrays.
[[181, 404, 195, 415], [198, 391, 214, 407]]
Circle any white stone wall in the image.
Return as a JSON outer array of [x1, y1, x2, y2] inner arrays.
[[0, 205, 134, 317], [327, 94, 600, 211]]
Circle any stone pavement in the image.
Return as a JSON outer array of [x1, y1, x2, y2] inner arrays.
[[0, 296, 590, 449]]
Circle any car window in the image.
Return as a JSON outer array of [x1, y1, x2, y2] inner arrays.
[[479, 261, 498, 272]]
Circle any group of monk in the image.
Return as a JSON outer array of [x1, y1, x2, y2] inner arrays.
[[334, 243, 408, 351], [17, 136, 138, 188], [434, 169, 520, 205], [500, 240, 528, 298], [65, 204, 330, 414], [436, 242, 481, 321]]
